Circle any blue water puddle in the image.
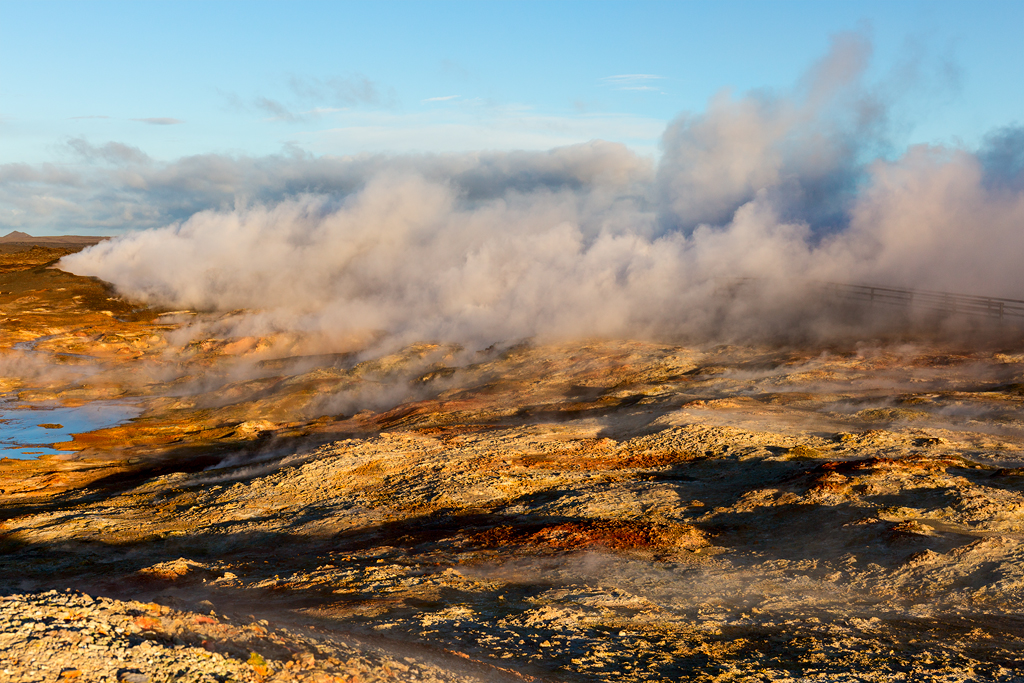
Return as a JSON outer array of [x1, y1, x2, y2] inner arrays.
[[12, 334, 57, 352], [0, 401, 143, 459]]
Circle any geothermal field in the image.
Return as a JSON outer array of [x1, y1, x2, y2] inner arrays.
[[3, 21, 1024, 680], [2, 238, 1024, 682]]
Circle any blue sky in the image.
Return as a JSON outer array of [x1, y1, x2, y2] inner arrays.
[[2, 0, 1021, 165]]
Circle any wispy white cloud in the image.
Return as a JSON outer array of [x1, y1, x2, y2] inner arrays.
[[0, 136, 655, 235], [254, 100, 348, 123], [288, 74, 389, 107], [239, 74, 393, 123], [255, 97, 297, 122], [600, 74, 667, 92], [423, 95, 459, 103], [132, 117, 183, 125], [297, 107, 664, 157], [70, 115, 113, 120], [66, 138, 151, 166]]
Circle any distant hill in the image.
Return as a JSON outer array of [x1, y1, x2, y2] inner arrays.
[[1, 230, 108, 246]]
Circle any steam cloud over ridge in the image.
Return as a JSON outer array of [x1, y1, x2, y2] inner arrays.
[[56, 35, 1024, 347]]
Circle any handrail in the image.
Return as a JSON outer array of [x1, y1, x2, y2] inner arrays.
[[726, 278, 1024, 321]]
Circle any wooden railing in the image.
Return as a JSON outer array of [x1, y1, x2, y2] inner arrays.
[[819, 282, 1024, 321], [728, 278, 1024, 323]]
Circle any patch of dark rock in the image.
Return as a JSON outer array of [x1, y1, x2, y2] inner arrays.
[[256, 352, 357, 373], [994, 382, 1024, 396], [992, 467, 1024, 478], [642, 469, 696, 483], [468, 518, 707, 554], [415, 366, 458, 384], [682, 365, 728, 377], [512, 394, 646, 423], [757, 392, 818, 405]]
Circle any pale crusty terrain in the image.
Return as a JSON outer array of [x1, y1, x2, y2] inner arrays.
[[3, 248, 1024, 681], [0, 589, 487, 683]]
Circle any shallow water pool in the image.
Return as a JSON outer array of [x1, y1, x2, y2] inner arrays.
[[0, 401, 142, 459]]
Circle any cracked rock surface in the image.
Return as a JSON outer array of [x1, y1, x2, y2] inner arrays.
[[3, 249, 1024, 681]]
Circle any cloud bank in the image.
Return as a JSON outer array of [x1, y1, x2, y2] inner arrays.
[[29, 34, 1024, 347]]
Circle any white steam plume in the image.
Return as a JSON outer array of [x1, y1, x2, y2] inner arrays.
[[59, 34, 1024, 348]]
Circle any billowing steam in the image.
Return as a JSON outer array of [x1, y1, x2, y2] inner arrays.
[[59, 34, 1024, 349]]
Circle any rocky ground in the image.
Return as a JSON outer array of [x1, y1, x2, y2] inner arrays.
[[3, 248, 1024, 681], [0, 589, 488, 683]]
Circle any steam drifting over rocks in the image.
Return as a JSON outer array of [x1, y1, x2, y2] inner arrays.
[[55, 35, 1024, 348], [5, 27, 1024, 683]]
